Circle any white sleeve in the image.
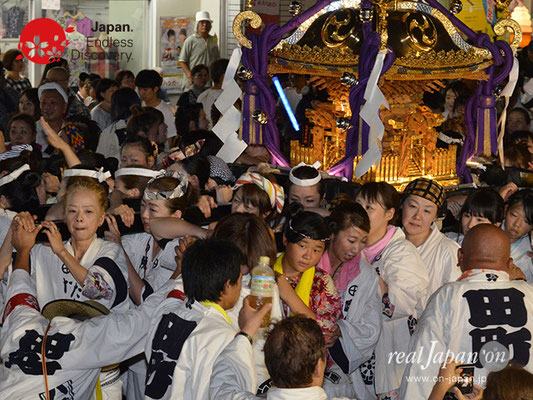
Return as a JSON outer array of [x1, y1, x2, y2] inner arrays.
[[96, 123, 120, 160], [64, 284, 168, 370], [331, 269, 382, 373], [161, 105, 177, 138], [86, 246, 130, 312], [210, 335, 259, 400], [383, 244, 429, 320]]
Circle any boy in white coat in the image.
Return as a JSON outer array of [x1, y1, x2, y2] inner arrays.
[[144, 237, 271, 400]]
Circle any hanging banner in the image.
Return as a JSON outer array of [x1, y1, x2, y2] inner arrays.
[[160, 17, 194, 94]]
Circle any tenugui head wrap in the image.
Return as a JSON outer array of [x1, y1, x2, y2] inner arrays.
[[64, 167, 111, 183], [0, 164, 30, 187], [168, 139, 205, 162], [0, 144, 33, 162], [114, 168, 163, 178], [289, 161, 322, 186], [143, 170, 189, 201], [233, 171, 285, 214], [402, 178, 446, 209]]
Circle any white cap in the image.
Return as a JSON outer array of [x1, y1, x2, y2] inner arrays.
[[196, 11, 212, 23], [38, 83, 68, 104]]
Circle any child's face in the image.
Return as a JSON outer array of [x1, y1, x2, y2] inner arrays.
[[289, 184, 321, 208], [461, 212, 493, 235], [169, 34, 176, 44], [285, 238, 325, 273], [505, 203, 533, 243]]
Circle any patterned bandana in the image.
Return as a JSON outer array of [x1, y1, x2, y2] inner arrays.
[[233, 171, 285, 214], [61, 122, 85, 152], [166, 139, 205, 164], [402, 178, 446, 209], [143, 171, 189, 201]]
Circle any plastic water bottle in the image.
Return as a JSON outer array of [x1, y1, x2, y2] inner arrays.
[[249, 256, 274, 328]]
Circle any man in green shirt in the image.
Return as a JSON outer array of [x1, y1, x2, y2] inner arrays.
[[179, 11, 220, 91]]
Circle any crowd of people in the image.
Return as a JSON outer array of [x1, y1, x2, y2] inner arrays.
[[0, 9, 532, 400]]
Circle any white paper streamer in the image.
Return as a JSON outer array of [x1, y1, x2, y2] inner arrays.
[[212, 106, 242, 142], [214, 47, 248, 163], [217, 132, 248, 162], [497, 56, 519, 168], [355, 50, 389, 179]]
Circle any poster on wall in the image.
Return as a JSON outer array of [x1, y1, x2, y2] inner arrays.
[[160, 17, 194, 94]]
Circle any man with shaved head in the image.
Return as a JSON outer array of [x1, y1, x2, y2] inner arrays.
[[401, 224, 533, 398]]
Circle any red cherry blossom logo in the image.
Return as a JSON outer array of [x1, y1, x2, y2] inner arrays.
[[18, 18, 68, 65]]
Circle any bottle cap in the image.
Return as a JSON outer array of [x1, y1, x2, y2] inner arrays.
[[259, 256, 270, 264]]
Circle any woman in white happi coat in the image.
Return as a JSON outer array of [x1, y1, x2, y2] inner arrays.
[[15, 177, 130, 313], [503, 189, 533, 281], [316, 199, 381, 399], [401, 178, 461, 296], [105, 169, 204, 399], [355, 182, 429, 400]]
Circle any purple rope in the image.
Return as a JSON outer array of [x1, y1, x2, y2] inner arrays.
[[239, 0, 333, 166]]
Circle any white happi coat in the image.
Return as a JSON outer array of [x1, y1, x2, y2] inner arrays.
[[0, 269, 171, 400], [122, 233, 177, 301], [226, 273, 283, 394], [144, 282, 238, 400], [29, 237, 130, 313], [121, 233, 177, 394], [324, 262, 382, 399], [363, 228, 429, 394], [400, 269, 533, 398], [415, 225, 461, 296], [210, 335, 351, 400], [511, 235, 533, 282]]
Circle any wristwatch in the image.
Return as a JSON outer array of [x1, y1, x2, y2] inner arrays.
[[236, 331, 253, 345]]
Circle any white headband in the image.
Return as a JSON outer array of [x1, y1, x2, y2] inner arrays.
[[64, 167, 112, 183], [0, 144, 33, 162], [289, 161, 322, 186], [38, 82, 69, 103], [143, 171, 189, 201], [0, 164, 30, 187], [115, 168, 164, 178]]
